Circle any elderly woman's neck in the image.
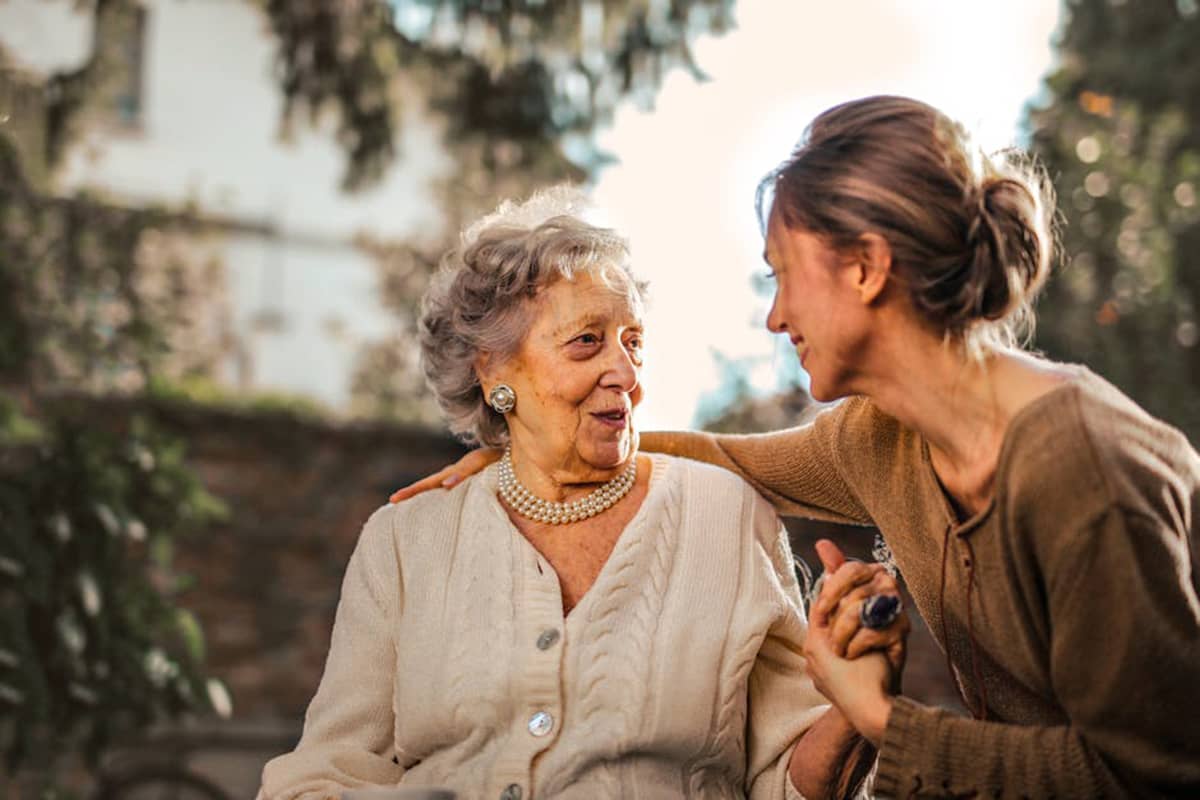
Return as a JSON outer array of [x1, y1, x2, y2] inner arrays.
[[507, 445, 634, 502]]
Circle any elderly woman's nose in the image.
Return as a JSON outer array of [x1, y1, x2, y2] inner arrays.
[[601, 342, 640, 390]]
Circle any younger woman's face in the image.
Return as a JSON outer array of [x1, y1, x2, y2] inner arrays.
[[763, 211, 873, 402]]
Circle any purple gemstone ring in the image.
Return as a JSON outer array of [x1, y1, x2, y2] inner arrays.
[[860, 594, 903, 630]]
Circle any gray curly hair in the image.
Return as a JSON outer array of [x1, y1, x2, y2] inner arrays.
[[419, 187, 647, 447]]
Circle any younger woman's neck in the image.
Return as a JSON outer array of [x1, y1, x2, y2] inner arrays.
[[855, 330, 1072, 513]]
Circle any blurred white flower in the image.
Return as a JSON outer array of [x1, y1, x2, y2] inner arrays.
[[68, 682, 99, 705], [94, 503, 120, 536], [206, 678, 234, 719], [0, 683, 25, 705], [131, 444, 156, 472], [126, 519, 148, 542], [57, 613, 86, 655], [49, 512, 72, 542], [143, 647, 178, 687], [78, 572, 103, 617]]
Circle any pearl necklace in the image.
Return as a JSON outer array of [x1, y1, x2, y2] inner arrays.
[[497, 447, 637, 525]]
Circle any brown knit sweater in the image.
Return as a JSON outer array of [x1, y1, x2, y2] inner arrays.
[[643, 366, 1200, 798]]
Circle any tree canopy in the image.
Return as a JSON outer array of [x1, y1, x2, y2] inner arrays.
[[1028, 0, 1200, 442]]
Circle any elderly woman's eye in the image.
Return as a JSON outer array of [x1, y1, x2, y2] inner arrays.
[[575, 333, 601, 346]]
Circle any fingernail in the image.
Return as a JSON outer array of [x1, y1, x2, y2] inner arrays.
[[442, 475, 461, 487]]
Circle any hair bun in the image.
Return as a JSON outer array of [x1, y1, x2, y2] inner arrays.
[[961, 173, 1052, 326]]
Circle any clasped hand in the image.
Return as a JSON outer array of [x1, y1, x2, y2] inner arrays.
[[803, 539, 909, 746]]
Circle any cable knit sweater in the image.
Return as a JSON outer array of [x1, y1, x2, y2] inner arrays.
[[258, 454, 830, 800], [643, 366, 1200, 798]]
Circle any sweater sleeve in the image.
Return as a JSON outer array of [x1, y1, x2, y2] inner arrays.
[[873, 505, 1200, 799], [640, 401, 873, 525], [743, 488, 834, 800], [259, 507, 405, 800]]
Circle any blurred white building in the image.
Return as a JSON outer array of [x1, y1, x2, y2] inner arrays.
[[0, 0, 454, 409]]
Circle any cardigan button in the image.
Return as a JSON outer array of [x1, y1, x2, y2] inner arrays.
[[528, 710, 554, 737], [536, 628, 560, 650], [500, 784, 522, 800]]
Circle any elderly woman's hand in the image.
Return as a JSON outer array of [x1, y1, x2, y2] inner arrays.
[[809, 539, 909, 676], [389, 448, 502, 503], [804, 611, 895, 746]]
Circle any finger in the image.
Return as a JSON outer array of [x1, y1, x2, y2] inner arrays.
[[844, 621, 905, 660], [871, 569, 902, 597], [464, 447, 503, 471], [804, 613, 832, 653], [849, 599, 908, 663], [389, 448, 503, 503], [389, 467, 456, 503], [826, 572, 889, 620], [888, 624, 910, 676], [822, 580, 876, 646], [828, 596, 871, 657], [840, 628, 897, 662], [825, 571, 902, 649], [813, 561, 885, 620], [814, 539, 847, 574]]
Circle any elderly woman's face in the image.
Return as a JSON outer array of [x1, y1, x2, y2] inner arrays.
[[496, 270, 643, 479]]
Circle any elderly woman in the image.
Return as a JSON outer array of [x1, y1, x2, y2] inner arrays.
[[258, 190, 907, 800]]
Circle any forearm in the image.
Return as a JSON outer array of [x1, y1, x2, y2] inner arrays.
[[640, 427, 870, 524], [788, 707, 875, 800], [874, 696, 1127, 799]]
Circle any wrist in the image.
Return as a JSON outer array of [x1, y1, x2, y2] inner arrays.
[[822, 703, 858, 738], [854, 694, 894, 747]]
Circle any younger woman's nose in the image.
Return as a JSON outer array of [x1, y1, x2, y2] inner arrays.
[[766, 294, 787, 334]]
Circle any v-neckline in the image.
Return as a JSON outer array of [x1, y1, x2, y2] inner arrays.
[[917, 365, 1087, 535], [484, 454, 666, 622]]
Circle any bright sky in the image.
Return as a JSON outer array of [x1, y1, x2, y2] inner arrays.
[[0, 0, 1062, 422], [591, 0, 1061, 430]]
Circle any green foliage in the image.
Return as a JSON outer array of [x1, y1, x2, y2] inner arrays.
[[0, 398, 228, 775], [2, 59, 229, 783], [262, 0, 736, 188], [1028, 0, 1200, 442]]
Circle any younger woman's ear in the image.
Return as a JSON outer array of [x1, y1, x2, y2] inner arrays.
[[852, 233, 893, 305]]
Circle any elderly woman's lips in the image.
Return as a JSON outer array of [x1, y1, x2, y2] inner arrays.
[[592, 410, 629, 428]]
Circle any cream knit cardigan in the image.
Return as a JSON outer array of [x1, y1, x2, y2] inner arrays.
[[259, 454, 827, 800]]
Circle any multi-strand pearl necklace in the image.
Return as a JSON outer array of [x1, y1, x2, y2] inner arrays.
[[497, 446, 637, 525]]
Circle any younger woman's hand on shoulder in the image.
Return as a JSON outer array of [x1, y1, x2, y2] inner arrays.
[[389, 448, 502, 503]]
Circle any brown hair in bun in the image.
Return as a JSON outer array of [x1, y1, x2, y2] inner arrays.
[[760, 95, 1056, 351]]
